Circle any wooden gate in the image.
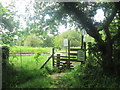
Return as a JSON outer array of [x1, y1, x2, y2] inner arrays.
[[52, 41, 86, 70], [40, 36, 86, 70]]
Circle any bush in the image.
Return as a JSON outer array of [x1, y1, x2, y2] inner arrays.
[[60, 57, 120, 88]]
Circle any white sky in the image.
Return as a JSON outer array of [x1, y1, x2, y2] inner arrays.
[[0, 0, 105, 33], [94, 9, 105, 22]]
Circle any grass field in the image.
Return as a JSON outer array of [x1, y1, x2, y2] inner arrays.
[[2, 45, 56, 88], [4, 47, 54, 88], [9, 54, 52, 70], [4, 46, 89, 88], [9, 46, 52, 54]]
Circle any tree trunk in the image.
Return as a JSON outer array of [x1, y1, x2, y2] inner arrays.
[[100, 42, 114, 74]]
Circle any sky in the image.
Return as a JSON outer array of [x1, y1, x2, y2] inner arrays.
[[0, 0, 105, 33]]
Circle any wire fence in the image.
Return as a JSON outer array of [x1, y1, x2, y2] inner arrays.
[[9, 49, 52, 71]]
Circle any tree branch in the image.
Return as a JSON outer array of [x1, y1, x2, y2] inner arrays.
[[63, 2, 104, 44], [102, 3, 118, 42], [103, 9, 117, 29]]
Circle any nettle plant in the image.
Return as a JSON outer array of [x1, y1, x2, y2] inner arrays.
[[34, 52, 41, 65]]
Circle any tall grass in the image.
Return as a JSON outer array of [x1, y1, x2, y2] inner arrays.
[[3, 66, 53, 88], [3, 46, 58, 88], [5, 53, 53, 88]]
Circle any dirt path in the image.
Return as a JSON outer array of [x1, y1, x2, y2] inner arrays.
[[50, 73, 66, 88]]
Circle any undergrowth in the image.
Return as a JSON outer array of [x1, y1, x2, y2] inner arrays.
[[60, 57, 120, 88], [2, 65, 53, 88]]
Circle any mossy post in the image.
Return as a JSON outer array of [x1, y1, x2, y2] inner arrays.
[[2, 46, 9, 69]]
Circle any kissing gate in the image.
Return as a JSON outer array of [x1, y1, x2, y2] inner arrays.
[[40, 36, 86, 70]]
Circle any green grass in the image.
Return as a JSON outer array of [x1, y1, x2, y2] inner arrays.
[[16, 69, 52, 88], [3, 46, 61, 88], [9, 54, 52, 70], [9, 46, 52, 54], [3, 66, 53, 88], [4, 49, 54, 88]]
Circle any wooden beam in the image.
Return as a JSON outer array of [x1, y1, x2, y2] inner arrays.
[[54, 56, 76, 58], [69, 53, 77, 55], [68, 48, 81, 51], [60, 59, 83, 62], [40, 55, 52, 69]]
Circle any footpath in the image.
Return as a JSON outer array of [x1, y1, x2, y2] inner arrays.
[[50, 73, 66, 88]]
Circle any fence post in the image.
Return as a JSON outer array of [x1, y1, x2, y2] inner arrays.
[[81, 35, 84, 49], [2, 46, 9, 69], [67, 40, 70, 69], [88, 42, 92, 57], [84, 42, 86, 63], [57, 54, 60, 68], [1, 46, 9, 88], [52, 48, 55, 68]]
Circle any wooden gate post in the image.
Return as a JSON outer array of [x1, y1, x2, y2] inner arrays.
[[52, 48, 55, 68], [84, 42, 86, 63], [67, 40, 70, 69], [57, 54, 60, 68], [88, 42, 92, 57], [81, 35, 84, 49], [2, 46, 9, 69]]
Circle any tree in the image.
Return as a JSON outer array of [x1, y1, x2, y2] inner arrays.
[[61, 2, 120, 74], [34, 2, 120, 74], [54, 30, 82, 48], [42, 35, 54, 47], [24, 34, 43, 47], [0, 3, 19, 45]]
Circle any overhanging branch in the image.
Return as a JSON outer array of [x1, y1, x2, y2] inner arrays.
[[63, 2, 104, 43], [102, 3, 118, 43]]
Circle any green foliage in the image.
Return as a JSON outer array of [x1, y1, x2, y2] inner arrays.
[[4, 46, 54, 88], [34, 52, 41, 65], [0, 3, 19, 46], [24, 34, 43, 47], [18, 76, 51, 88], [42, 36, 54, 47], [60, 57, 120, 88], [85, 34, 94, 43], [45, 66, 61, 74], [3, 66, 52, 88], [9, 54, 52, 70], [54, 30, 81, 48]]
